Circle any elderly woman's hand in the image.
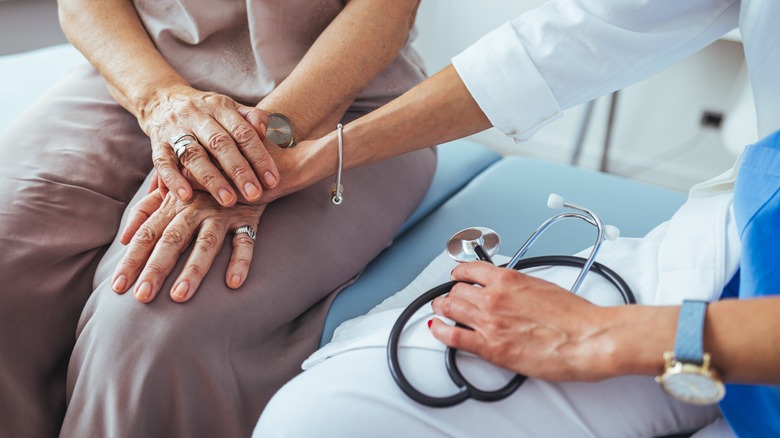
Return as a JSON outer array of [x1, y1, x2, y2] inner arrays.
[[139, 84, 280, 207], [110, 188, 265, 303], [173, 135, 327, 205], [430, 262, 617, 382]]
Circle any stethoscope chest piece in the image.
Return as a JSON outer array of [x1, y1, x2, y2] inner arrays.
[[446, 227, 500, 262]]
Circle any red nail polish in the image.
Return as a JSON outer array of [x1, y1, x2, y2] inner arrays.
[[427, 319, 433, 328]]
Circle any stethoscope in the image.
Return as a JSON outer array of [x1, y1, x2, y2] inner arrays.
[[387, 194, 637, 407]]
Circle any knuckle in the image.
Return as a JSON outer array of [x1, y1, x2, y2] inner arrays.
[[157, 166, 179, 184], [207, 132, 233, 155], [196, 229, 222, 252], [144, 261, 166, 276], [204, 92, 227, 105], [453, 263, 471, 279], [228, 164, 252, 182], [482, 315, 501, 334], [231, 126, 256, 145], [250, 154, 271, 172], [160, 227, 186, 247], [120, 256, 143, 272], [232, 256, 251, 269], [132, 226, 158, 247], [449, 282, 466, 297], [483, 291, 504, 311], [152, 153, 172, 168], [184, 263, 205, 279], [178, 144, 205, 166], [234, 234, 255, 246], [199, 172, 219, 189], [496, 269, 517, 284], [439, 296, 453, 316], [177, 99, 197, 112]]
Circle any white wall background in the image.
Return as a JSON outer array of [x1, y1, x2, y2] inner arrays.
[[1, 0, 751, 192], [414, 0, 747, 192]]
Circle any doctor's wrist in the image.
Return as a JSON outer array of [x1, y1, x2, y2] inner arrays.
[[600, 305, 677, 379], [259, 134, 335, 202]]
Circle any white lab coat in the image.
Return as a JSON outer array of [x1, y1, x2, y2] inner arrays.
[[454, 0, 778, 142]]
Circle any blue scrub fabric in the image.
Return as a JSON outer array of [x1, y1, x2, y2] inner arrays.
[[718, 130, 780, 437]]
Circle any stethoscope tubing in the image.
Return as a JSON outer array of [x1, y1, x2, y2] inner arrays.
[[387, 256, 635, 408]]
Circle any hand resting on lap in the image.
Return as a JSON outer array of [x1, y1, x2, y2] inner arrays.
[[111, 188, 265, 303]]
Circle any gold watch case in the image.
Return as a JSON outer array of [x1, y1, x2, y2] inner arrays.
[[656, 352, 725, 405], [266, 113, 297, 149]]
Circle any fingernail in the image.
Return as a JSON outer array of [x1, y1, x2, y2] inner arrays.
[[112, 275, 127, 292], [218, 188, 235, 205], [244, 182, 261, 200], [259, 123, 266, 133], [177, 187, 189, 200], [263, 172, 277, 188], [427, 319, 433, 329], [135, 281, 152, 301], [173, 281, 189, 300], [230, 274, 242, 288]]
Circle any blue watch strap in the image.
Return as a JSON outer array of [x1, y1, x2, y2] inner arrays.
[[674, 300, 708, 365]]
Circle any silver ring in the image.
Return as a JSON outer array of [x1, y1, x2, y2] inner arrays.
[[234, 225, 256, 241], [169, 134, 198, 159]]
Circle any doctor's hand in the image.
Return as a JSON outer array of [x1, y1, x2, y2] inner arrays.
[[152, 134, 312, 207], [110, 189, 265, 304], [430, 262, 618, 383], [139, 84, 280, 207]]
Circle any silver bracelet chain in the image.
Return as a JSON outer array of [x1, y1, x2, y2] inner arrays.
[[331, 123, 344, 205]]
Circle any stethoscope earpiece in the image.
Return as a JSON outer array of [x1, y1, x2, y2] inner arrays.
[[547, 193, 566, 209]]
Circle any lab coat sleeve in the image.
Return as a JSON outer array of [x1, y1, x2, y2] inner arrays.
[[452, 0, 740, 141]]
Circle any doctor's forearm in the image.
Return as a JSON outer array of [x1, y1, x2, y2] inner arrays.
[[292, 64, 492, 182], [344, 65, 492, 166], [607, 297, 780, 384], [703, 297, 780, 383]]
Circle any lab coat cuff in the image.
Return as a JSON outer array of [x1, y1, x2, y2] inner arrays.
[[452, 22, 561, 142]]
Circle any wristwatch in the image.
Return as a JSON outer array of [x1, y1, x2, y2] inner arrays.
[[266, 113, 297, 148], [656, 300, 725, 405]]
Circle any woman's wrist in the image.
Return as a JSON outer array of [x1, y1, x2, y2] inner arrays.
[[256, 133, 336, 203], [595, 305, 677, 379], [299, 132, 340, 185], [135, 82, 193, 122]]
